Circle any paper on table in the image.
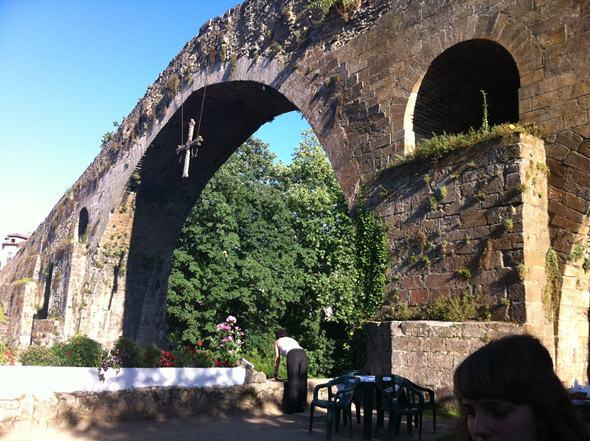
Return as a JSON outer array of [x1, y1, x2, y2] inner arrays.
[[357, 375, 376, 382]]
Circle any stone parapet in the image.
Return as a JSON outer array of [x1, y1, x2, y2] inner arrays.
[[0, 379, 327, 430], [365, 320, 523, 400]]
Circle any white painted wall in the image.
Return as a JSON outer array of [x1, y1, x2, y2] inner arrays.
[[0, 366, 246, 398]]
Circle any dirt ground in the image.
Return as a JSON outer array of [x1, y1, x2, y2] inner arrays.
[[0, 411, 454, 441]]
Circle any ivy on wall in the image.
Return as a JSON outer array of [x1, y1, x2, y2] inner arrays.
[[544, 247, 561, 323]]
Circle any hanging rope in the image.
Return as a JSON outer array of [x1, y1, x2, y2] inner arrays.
[[193, 84, 207, 156], [180, 72, 184, 147]]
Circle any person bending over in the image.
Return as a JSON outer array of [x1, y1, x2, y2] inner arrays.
[[274, 329, 308, 413], [453, 333, 589, 441]]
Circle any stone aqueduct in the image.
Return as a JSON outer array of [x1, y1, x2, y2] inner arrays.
[[1, 0, 589, 384]]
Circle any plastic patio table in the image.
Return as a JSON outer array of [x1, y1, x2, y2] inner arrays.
[[356, 375, 377, 440]]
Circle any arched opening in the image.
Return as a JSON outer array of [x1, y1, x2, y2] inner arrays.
[[78, 208, 89, 243], [123, 80, 299, 344], [37, 262, 53, 319], [411, 39, 520, 143], [116, 79, 383, 378]]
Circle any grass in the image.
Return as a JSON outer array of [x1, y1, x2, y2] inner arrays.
[[390, 122, 542, 169], [309, 0, 361, 15], [454, 268, 472, 280]]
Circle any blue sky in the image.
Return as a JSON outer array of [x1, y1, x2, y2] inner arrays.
[[0, 0, 310, 238]]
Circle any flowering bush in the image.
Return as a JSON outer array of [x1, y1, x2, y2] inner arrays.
[[97, 349, 122, 382], [111, 337, 143, 367], [174, 344, 216, 368], [52, 334, 103, 367], [211, 315, 243, 367], [0, 342, 15, 366], [19, 344, 61, 366], [161, 350, 177, 367]]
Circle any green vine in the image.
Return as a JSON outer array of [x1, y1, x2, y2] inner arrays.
[[480, 90, 490, 133], [354, 185, 388, 325], [543, 248, 561, 322]]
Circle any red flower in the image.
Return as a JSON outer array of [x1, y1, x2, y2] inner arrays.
[[160, 351, 177, 367], [196, 340, 203, 347]]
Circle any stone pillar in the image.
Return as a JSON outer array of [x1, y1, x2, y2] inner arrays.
[[518, 135, 554, 356], [556, 262, 590, 385], [62, 242, 87, 340], [16, 281, 37, 348]]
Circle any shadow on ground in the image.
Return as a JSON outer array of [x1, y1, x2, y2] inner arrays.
[[0, 411, 455, 441]]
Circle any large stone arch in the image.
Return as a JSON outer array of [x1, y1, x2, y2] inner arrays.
[[66, 62, 354, 346]]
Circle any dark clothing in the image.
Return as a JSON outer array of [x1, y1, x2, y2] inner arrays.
[[285, 348, 308, 413]]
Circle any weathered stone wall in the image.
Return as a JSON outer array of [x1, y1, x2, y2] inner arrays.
[[0, 380, 326, 430], [0, 0, 588, 383], [367, 134, 553, 344], [365, 320, 523, 399]]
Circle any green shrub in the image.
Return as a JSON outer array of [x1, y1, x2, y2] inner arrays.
[[393, 122, 543, 168], [305, 335, 335, 377], [142, 345, 162, 368], [52, 334, 103, 367], [570, 243, 585, 262], [421, 291, 480, 321], [454, 268, 472, 279], [378, 291, 484, 322], [19, 344, 61, 366], [173, 346, 215, 368], [112, 337, 143, 367], [242, 348, 285, 378]]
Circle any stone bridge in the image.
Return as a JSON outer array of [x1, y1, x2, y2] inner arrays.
[[1, 0, 589, 385]]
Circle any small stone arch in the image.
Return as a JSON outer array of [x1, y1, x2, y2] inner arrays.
[[37, 262, 53, 319], [405, 39, 520, 146], [399, 11, 544, 151], [77, 207, 89, 243]]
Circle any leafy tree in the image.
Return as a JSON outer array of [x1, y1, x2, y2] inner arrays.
[[166, 133, 387, 376], [167, 138, 304, 352]]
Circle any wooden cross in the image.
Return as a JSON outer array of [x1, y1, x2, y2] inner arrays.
[[176, 118, 203, 178]]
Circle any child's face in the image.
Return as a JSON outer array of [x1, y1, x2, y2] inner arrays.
[[462, 398, 538, 441]]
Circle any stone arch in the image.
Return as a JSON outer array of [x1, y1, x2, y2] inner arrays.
[[77, 208, 89, 243], [121, 80, 343, 344], [402, 73, 424, 153], [407, 39, 520, 144], [67, 54, 353, 345], [398, 11, 543, 150], [423, 11, 544, 79]]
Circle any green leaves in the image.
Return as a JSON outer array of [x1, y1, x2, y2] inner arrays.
[[166, 133, 387, 376]]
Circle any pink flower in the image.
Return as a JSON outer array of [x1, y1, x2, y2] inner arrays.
[[216, 323, 231, 331], [226, 315, 237, 323]]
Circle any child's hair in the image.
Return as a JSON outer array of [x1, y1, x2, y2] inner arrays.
[[453, 334, 589, 441], [275, 329, 287, 339]]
